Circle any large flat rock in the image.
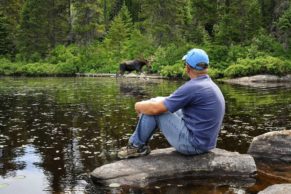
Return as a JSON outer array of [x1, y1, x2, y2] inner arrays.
[[258, 184, 291, 194], [224, 74, 291, 86], [248, 130, 291, 162], [91, 148, 256, 187]]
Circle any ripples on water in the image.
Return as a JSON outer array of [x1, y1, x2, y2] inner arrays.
[[0, 77, 290, 193]]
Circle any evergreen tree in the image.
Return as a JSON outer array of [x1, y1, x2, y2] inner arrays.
[[47, 0, 71, 48], [276, 5, 291, 50], [108, 0, 123, 21], [108, 0, 141, 23], [180, 0, 215, 44], [191, 0, 218, 38], [17, 0, 71, 60], [71, 0, 103, 45], [102, 0, 110, 31], [258, 0, 276, 29], [124, 0, 141, 23], [214, 0, 261, 45], [17, 0, 51, 60], [0, 14, 14, 56], [104, 14, 129, 53], [0, 0, 23, 57], [118, 2, 133, 30], [122, 28, 152, 59], [140, 0, 189, 45]]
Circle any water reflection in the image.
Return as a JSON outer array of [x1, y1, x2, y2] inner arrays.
[[217, 83, 291, 153], [119, 79, 148, 98], [0, 77, 290, 193], [0, 145, 49, 194]]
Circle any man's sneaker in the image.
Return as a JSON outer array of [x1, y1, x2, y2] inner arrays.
[[117, 144, 151, 159]]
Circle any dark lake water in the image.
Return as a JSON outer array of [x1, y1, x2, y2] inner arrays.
[[0, 77, 290, 194]]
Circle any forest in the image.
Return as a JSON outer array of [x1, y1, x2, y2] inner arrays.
[[0, 0, 291, 78]]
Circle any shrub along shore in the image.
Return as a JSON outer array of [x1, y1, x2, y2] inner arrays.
[[1, 43, 291, 79]]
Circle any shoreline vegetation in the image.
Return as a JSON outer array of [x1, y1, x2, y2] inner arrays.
[[1, 1, 291, 79], [1, 49, 291, 79]]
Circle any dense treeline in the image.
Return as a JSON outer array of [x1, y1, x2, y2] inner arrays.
[[0, 0, 291, 78]]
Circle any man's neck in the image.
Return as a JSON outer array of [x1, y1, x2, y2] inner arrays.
[[189, 71, 208, 79]]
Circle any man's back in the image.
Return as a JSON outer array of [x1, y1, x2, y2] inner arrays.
[[164, 75, 225, 151]]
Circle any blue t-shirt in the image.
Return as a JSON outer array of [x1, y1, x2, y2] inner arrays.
[[163, 75, 225, 151]]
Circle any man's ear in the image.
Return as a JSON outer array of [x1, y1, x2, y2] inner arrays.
[[186, 64, 191, 73]]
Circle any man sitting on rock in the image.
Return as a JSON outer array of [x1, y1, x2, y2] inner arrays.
[[118, 48, 225, 159]]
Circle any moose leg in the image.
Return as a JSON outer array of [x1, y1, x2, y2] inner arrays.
[[119, 64, 126, 77], [135, 64, 142, 74]]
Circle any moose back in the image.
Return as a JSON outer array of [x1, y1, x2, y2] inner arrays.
[[118, 59, 149, 76]]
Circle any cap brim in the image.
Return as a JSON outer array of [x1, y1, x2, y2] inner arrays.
[[182, 54, 187, 60]]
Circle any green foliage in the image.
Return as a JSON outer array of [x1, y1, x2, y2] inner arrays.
[[277, 6, 291, 31], [47, 44, 82, 74], [0, 57, 79, 76], [104, 14, 129, 53], [224, 56, 291, 78], [48, 45, 75, 64], [0, 14, 14, 57], [160, 64, 224, 79], [72, 0, 103, 44], [17, 0, 51, 59], [275, 6, 291, 51], [208, 68, 224, 79], [16, 0, 71, 60], [0, 58, 20, 75], [118, 2, 133, 29], [140, 0, 189, 44], [214, 0, 261, 45], [160, 63, 184, 78], [21, 63, 58, 76], [121, 29, 154, 59], [203, 44, 229, 70], [151, 43, 192, 73], [1, 0, 291, 78], [250, 29, 286, 56], [0, 0, 22, 58]]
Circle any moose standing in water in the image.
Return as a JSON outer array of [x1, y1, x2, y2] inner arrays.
[[117, 59, 150, 76]]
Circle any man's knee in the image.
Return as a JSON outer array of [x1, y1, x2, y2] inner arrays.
[[157, 112, 175, 120]]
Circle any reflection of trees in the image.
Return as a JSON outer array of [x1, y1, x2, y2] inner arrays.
[[0, 91, 27, 176], [30, 106, 93, 192], [218, 83, 291, 153]]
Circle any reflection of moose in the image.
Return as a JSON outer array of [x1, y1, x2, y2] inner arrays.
[[117, 59, 150, 76], [119, 82, 147, 98]]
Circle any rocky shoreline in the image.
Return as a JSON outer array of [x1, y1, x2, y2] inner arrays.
[[76, 72, 165, 79], [222, 74, 291, 87]]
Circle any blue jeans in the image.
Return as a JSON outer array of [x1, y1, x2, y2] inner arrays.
[[129, 110, 205, 155]]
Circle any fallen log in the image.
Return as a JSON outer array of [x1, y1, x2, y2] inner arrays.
[[91, 148, 256, 187]]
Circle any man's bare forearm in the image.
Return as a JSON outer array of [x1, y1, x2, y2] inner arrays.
[[135, 100, 167, 115]]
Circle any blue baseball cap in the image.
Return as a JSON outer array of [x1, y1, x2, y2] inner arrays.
[[182, 48, 209, 70]]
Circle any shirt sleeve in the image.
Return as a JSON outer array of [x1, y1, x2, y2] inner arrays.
[[163, 83, 194, 113]]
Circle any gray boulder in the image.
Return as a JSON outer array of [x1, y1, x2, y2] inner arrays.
[[248, 130, 291, 162], [91, 148, 256, 187], [223, 74, 291, 87], [258, 184, 291, 194]]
